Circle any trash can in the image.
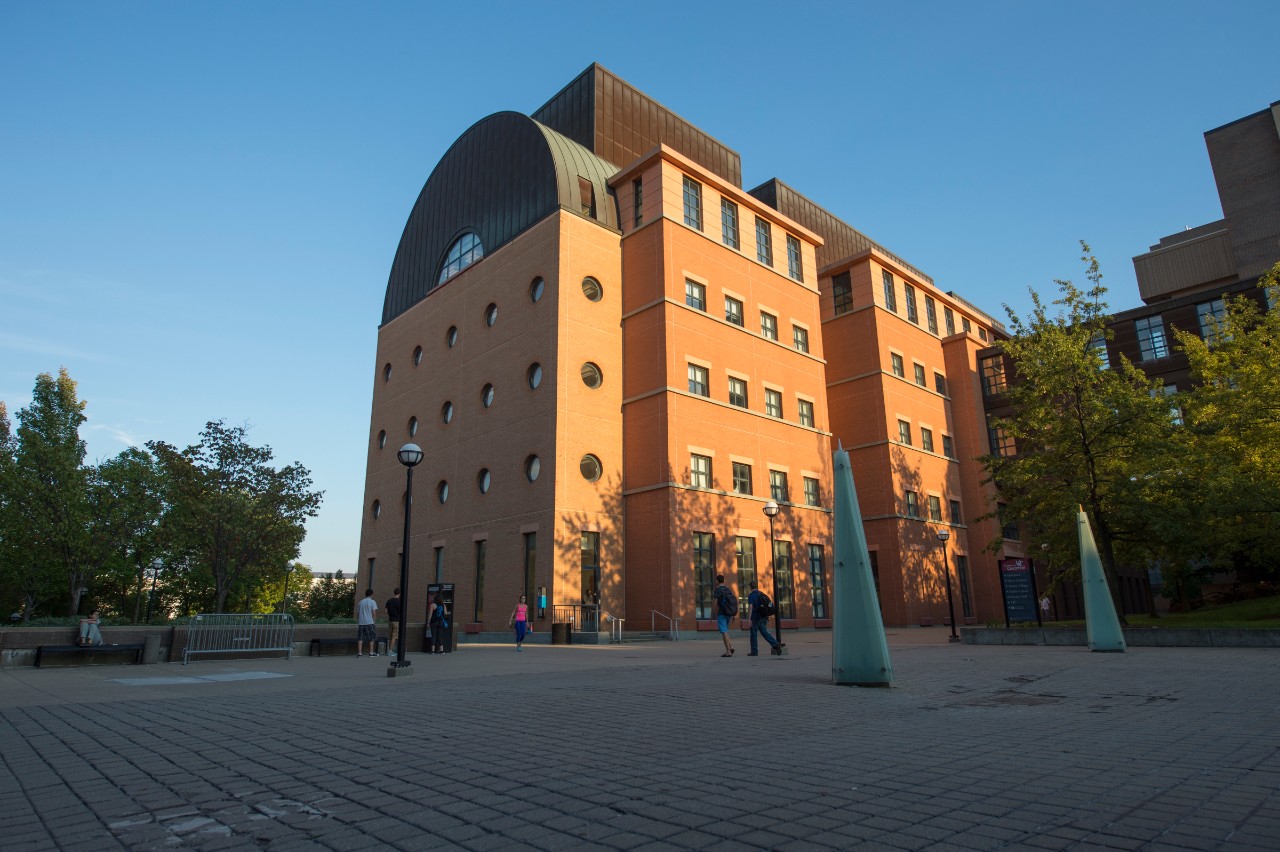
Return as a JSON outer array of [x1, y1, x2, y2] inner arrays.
[[551, 622, 572, 645]]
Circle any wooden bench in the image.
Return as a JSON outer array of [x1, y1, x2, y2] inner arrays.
[[309, 636, 386, 657], [36, 643, 146, 668]]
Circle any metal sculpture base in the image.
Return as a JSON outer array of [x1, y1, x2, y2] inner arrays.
[[386, 661, 414, 677]]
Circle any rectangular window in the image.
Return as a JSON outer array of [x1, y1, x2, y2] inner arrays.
[[1152, 384, 1183, 426], [934, 372, 947, 395], [956, 554, 973, 618], [921, 427, 934, 452], [732, 462, 752, 495], [687, 364, 709, 397], [998, 503, 1019, 540], [1135, 315, 1169, 361], [433, 547, 444, 584], [773, 540, 794, 619], [798, 399, 814, 427], [735, 537, 756, 609], [682, 176, 702, 230], [769, 470, 789, 502], [904, 491, 919, 518], [685, 280, 706, 311], [765, 389, 783, 418], [914, 363, 926, 387], [473, 539, 486, 623], [808, 544, 827, 620], [890, 353, 905, 378], [724, 296, 744, 326], [721, 198, 739, 249], [898, 419, 912, 446], [904, 284, 919, 324], [949, 499, 961, 524], [803, 476, 820, 507], [832, 271, 853, 315], [581, 531, 600, 607], [1197, 299, 1229, 344], [944, 307, 955, 336], [786, 235, 803, 281], [988, 418, 1015, 456], [882, 270, 897, 313], [523, 533, 536, 605], [755, 217, 773, 266], [962, 317, 971, 333], [761, 312, 778, 340], [793, 325, 809, 353], [728, 376, 748, 408], [693, 532, 715, 619], [925, 296, 938, 334], [980, 354, 1008, 396], [942, 434, 955, 459], [979, 327, 988, 341], [578, 176, 596, 217], [928, 495, 942, 522], [367, 556, 376, 589], [690, 453, 712, 489], [632, 178, 643, 227], [1090, 332, 1110, 369]]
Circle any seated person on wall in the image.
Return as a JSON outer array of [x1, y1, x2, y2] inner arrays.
[[78, 609, 105, 647]]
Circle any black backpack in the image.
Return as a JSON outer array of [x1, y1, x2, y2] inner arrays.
[[756, 593, 776, 619], [717, 589, 738, 617]]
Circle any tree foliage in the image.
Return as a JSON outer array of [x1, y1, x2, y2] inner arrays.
[[302, 569, 357, 620]]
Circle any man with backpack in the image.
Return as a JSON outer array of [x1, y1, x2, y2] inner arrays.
[[746, 580, 783, 656], [712, 575, 737, 657]]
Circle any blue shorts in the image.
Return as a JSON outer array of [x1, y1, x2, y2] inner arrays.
[[716, 615, 729, 633]]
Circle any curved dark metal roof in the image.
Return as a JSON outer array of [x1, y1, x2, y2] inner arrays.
[[382, 111, 619, 324]]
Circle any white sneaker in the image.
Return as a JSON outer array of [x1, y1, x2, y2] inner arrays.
[[370, 652, 379, 657]]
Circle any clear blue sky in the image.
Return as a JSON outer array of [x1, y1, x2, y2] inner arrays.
[[3, 2, 1277, 576]]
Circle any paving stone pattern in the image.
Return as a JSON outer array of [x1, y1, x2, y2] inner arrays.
[[0, 634, 1277, 850]]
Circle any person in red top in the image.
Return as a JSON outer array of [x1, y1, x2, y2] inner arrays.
[[508, 594, 532, 652]]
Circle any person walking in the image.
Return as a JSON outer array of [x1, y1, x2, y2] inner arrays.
[[745, 581, 783, 656], [385, 588, 402, 655], [428, 593, 449, 654], [356, 588, 379, 657], [508, 594, 533, 651], [712, 575, 736, 657]]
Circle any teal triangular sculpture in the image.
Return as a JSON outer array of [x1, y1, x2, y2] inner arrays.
[[1078, 506, 1126, 653], [832, 446, 893, 686]]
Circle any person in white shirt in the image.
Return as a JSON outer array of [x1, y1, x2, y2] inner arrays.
[[356, 588, 379, 657]]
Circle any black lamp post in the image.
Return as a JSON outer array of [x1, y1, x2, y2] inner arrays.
[[145, 559, 161, 624], [280, 564, 292, 614], [937, 529, 959, 642], [392, 443, 423, 674], [763, 499, 782, 652]]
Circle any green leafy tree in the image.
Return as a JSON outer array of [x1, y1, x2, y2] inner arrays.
[[82, 448, 167, 621], [982, 245, 1175, 618], [302, 569, 356, 619], [149, 421, 323, 613]]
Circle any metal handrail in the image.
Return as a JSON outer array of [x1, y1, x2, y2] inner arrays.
[[602, 612, 625, 643], [650, 610, 680, 640]]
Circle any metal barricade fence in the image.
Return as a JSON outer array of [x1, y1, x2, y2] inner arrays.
[[182, 613, 296, 665]]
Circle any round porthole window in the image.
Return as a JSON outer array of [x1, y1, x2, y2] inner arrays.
[[413, 345, 423, 366], [382, 363, 392, 382], [530, 277, 545, 303], [437, 481, 449, 504], [581, 362, 603, 389], [481, 384, 494, 408], [447, 326, 458, 348], [582, 277, 603, 302], [527, 363, 543, 390], [525, 455, 541, 482], [580, 454, 602, 482], [372, 500, 381, 519], [485, 303, 498, 327], [441, 401, 454, 424], [408, 416, 418, 437], [478, 468, 491, 494]]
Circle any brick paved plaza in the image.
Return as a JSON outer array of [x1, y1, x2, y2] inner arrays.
[[1, 630, 1276, 851]]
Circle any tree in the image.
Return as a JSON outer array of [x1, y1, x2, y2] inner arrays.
[[84, 448, 166, 621], [149, 421, 323, 613], [302, 569, 356, 619], [981, 245, 1175, 618]]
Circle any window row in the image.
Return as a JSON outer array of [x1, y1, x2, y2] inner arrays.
[[688, 455, 822, 506], [686, 364, 817, 426], [879, 268, 987, 341], [888, 352, 948, 395], [901, 491, 964, 525], [692, 534, 829, 621], [684, 280, 811, 352], [893, 419, 956, 458], [681, 175, 805, 282]]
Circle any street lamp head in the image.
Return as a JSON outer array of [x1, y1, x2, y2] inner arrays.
[[397, 443, 424, 467], [936, 529, 950, 542], [1040, 542, 1050, 551], [763, 500, 780, 518]]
